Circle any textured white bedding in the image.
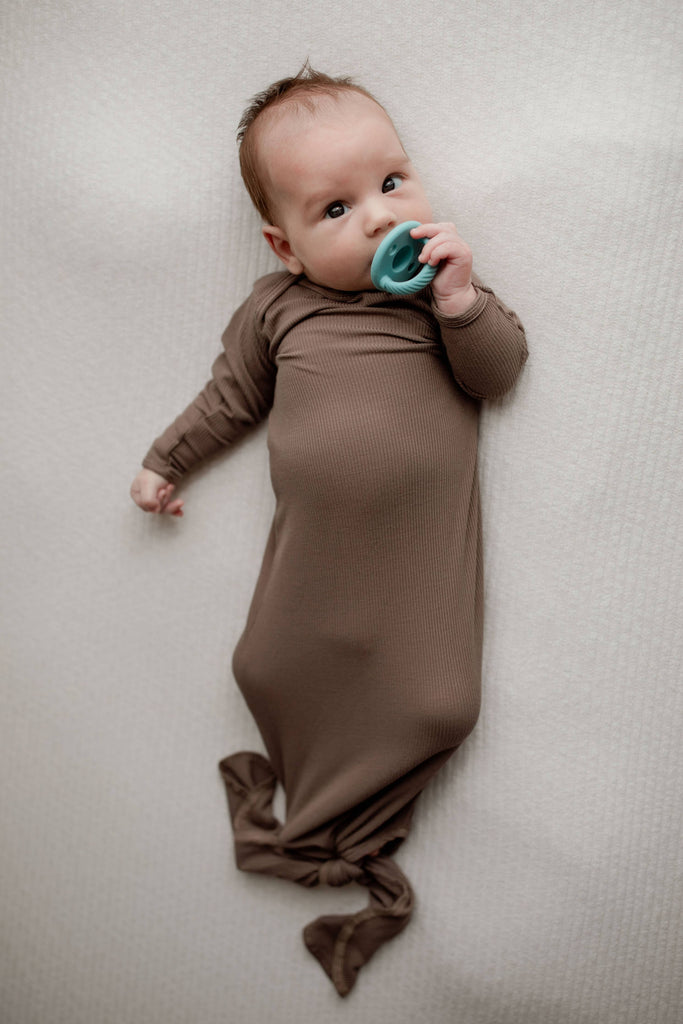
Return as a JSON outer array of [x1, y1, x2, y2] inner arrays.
[[2, 1, 681, 1021]]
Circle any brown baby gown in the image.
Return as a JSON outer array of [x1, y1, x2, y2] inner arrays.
[[142, 270, 527, 995]]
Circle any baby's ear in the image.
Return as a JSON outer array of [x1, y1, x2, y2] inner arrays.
[[262, 226, 304, 275]]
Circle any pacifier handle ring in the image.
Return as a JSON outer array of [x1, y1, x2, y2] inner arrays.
[[370, 221, 438, 295]]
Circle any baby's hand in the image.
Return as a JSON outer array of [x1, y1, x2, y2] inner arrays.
[[130, 468, 184, 516], [410, 222, 478, 316]]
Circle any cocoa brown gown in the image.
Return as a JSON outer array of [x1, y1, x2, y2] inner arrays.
[[143, 271, 527, 995]]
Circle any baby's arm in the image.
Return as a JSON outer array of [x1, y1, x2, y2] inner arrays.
[[129, 276, 280, 517], [130, 468, 184, 516], [413, 222, 528, 399]]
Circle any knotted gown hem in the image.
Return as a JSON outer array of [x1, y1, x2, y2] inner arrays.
[[219, 748, 459, 996]]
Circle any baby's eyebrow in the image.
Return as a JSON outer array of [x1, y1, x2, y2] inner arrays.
[[303, 190, 338, 214], [383, 152, 412, 171]]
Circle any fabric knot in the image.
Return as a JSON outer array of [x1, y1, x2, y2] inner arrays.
[[318, 857, 364, 887]]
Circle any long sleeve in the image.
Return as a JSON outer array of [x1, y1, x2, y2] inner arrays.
[[142, 288, 277, 483], [433, 276, 528, 400]]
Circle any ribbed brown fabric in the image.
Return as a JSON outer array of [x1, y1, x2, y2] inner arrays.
[[143, 271, 527, 996]]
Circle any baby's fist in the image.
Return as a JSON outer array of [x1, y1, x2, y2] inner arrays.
[[130, 468, 184, 516]]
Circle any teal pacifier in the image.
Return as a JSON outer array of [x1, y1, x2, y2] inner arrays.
[[371, 221, 437, 295]]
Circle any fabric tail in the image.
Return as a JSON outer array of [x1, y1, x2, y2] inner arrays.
[[302, 854, 414, 997]]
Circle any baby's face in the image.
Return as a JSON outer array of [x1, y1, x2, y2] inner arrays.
[[259, 92, 433, 291]]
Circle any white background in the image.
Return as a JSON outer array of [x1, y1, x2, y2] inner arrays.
[[2, 1, 681, 1021]]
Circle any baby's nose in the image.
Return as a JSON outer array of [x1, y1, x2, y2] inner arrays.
[[364, 200, 397, 236]]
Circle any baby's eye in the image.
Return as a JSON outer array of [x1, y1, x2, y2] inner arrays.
[[382, 175, 403, 193], [325, 201, 349, 219]]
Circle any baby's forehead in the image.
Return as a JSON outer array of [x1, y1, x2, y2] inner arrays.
[[258, 90, 393, 146]]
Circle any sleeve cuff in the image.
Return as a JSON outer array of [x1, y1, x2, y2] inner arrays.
[[431, 286, 489, 328], [142, 450, 183, 484]]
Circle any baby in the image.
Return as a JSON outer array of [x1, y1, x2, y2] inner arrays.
[[130, 67, 527, 997]]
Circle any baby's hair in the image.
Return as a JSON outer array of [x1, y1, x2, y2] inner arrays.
[[237, 62, 384, 223]]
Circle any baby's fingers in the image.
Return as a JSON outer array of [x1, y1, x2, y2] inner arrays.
[[409, 222, 441, 239], [411, 223, 465, 259], [156, 485, 184, 516], [418, 238, 445, 265], [164, 500, 184, 517], [157, 483, 181, 513], [424, 239, 470, 266]]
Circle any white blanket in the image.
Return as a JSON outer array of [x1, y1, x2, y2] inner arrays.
[[2, 1, 681, 1021]]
